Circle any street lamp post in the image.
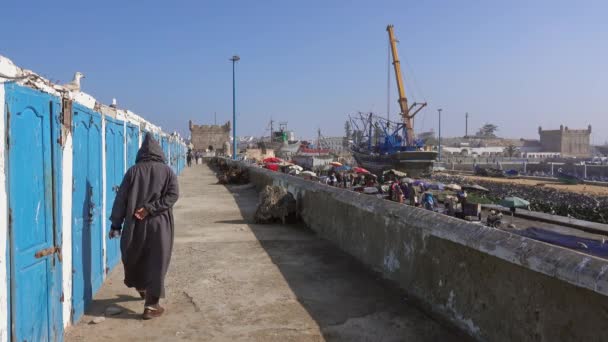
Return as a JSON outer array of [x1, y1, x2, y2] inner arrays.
[[437, 108, 442, 161], [230, 55, 240, 160]]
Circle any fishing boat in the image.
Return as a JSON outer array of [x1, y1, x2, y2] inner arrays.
[[350, 25, 437, 176], [556, 168, 582, 185]]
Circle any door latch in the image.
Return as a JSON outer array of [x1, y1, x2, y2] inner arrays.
[[35, 246, 61, 260]]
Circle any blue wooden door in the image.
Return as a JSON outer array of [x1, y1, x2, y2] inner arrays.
[[161, 136, 169, 162], [7, 85, 63, 341], [126, 124, 139, 167], [71, 105, 104, 322], [104, 118, 124, 269]]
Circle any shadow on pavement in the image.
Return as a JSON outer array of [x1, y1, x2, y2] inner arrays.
[[221, 182, 470, 341], [84, 294, 143, 321]]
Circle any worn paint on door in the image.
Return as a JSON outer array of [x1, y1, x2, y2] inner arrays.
[[126, 124, 139, 167], [71, 104, 103, 322], [104, 117, 124, 269], [6, 84, 63, 341], [161, 136, 169, 162]]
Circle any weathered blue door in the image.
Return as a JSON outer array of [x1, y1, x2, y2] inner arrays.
[[126, 123, 139, 167], [71, 105, 103, 322], [161, 136, 169, 162], [7, 84, 63, 341], [104, 118, 124, 270]]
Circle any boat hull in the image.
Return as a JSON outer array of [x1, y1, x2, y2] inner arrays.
[[352, 150, 437, 177]]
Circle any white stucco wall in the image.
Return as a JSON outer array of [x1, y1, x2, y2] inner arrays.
[[61, 133, 73, 327], [0, 83, 9, 342]]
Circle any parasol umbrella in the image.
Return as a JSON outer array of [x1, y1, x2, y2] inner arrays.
[[353, 167, 370, 174], [383, 169, 408, 178], [428, 182, 445, 191], [335, 165, 352, 172], [413, 180, 426, 186], [301, 170, 317, 177], [462, 184, 489, 192], [400, 177, 413, 184], [263, 157, 283, 164], [289, 165, 303, 171], [445, 183, 462, 191], [499, 197, 530, 209], [330, 161, 343, 167], [264, 163, 280, 172]]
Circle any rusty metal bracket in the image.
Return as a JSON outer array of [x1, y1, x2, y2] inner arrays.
[[61, 97, 73, 130], [34, 246, 59, 259], [59, 97, 73, 146]]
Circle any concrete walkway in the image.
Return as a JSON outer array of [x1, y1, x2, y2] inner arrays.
[[65, 164, 464, 341]]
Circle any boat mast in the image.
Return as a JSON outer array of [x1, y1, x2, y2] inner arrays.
[[387, 25, 425, 146]]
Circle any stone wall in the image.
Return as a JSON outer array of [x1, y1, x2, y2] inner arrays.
[[228, 159, 608, 342], [189, 120, 230, 153], [539, 125, 592, 157]]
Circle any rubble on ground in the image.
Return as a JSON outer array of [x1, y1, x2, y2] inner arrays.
[[254, 185, 297, 224], [432, 174, 608, 224]]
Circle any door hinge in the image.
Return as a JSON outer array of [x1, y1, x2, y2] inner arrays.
[[8, 208, 12, 232]]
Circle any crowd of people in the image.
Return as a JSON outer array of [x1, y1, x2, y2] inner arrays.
[[318, 168, 473, 216]]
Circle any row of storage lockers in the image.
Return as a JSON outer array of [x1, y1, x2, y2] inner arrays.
[[1, 83, 186, 341]]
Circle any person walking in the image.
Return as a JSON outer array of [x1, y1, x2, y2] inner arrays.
[[186, 150, 192, 167], [109, 134, 180, 320]]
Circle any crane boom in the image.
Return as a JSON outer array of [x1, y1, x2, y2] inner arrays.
[[387, 24, 415, 146]]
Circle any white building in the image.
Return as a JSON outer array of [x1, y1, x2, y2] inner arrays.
[[320, 136, 347, 152]]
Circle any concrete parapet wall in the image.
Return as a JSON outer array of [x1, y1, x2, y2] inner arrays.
[[230, 160, 608, 341]]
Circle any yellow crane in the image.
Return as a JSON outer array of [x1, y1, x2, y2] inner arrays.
[[386, 24, 427, 146]]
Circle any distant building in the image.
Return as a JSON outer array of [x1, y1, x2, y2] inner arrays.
[[292, 155, 333, 170], [189, 120, 231, 153], [442, 146, 505, 156], [519, 139, 543, 153], [538, 125, 592, 157], [320, 136, 347, 153]]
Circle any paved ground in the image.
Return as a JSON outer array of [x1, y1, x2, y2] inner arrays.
[[65, 164, 465, 341]]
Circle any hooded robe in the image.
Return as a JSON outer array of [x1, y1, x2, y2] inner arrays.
[[110, 134, 179, 298]]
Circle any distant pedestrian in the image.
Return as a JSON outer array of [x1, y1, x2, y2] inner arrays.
[[328, 172, 337, 186], [390, 182, 404, 203], [109, 134, 179, 320], [408, 182, 420, 206], [186, 151, 192, 167]]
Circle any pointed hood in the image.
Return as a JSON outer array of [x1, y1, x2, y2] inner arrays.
[[136, 133, 166, 163]]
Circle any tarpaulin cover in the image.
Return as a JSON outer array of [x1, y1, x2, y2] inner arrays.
[[516, 227, 608, 259]]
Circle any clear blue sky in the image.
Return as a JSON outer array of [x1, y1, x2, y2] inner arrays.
[[2, 0, 607, 143]]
